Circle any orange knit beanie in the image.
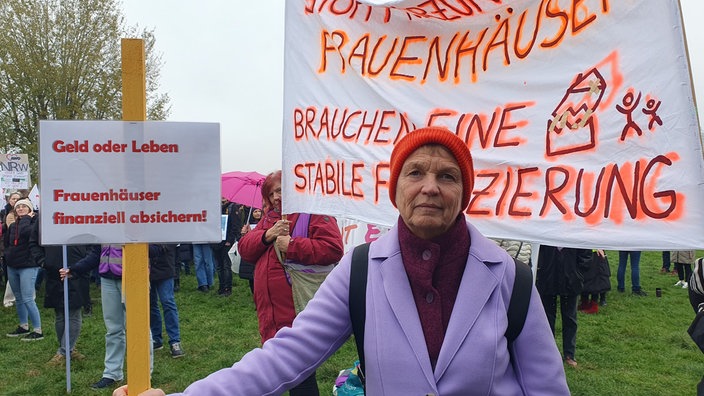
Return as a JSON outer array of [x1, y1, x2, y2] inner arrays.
[[388, 127, 474, 209]]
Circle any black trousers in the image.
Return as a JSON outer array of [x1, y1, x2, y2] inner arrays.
[[540, 293, 578, 360], [289, 371, 319, 396], [212, 244, 232, 292]]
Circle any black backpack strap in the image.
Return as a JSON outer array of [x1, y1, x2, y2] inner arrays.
[[506, 257, 533, 345], [349, 242, 370, 383]]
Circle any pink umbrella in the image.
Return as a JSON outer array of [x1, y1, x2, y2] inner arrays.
[[221, 171, 266, 209]]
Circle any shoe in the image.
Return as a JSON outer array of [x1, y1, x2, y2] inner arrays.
[[21, 331, 44, 341], [675, 280, 684, 287], [153, 342, 164, 351], [6, 326, 30, 337], [174, 280, 180, 292], [672, 269, 679, 276], [170, 342, 185, 358], [70, 349, 86, 360], [83, 305, 93, 317], [683, 282, 689, 289], [217, 288, 232, 297], [632, 289, 648, 297], [564, 357, 578, 368], [197, 285, 208, 292], [91, 377, 120, 389], [660, 267, 669, 274], [617, 288, 625, 293], [583, 301, 599, 314], [599, 298, 607, 307], [48, 354, 64, 366]]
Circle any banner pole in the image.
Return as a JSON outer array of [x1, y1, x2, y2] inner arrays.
[[62, 245, 71, 393], [121, 38, 151, 393]]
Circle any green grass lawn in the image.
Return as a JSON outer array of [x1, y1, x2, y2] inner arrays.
[[0, 250, 702, 395]]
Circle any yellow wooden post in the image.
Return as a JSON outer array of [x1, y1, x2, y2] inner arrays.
[[121, 38, 151, 393]]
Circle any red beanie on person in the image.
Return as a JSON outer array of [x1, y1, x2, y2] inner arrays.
[[388, 127, 474, 210]]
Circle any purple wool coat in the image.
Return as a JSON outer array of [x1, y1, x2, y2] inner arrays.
[[171, 220, 569, 396]]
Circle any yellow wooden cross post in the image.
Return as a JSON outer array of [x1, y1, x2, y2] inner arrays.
[[121, 38, 151, 393]]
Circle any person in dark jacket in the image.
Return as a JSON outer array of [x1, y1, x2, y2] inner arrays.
[[688, 258, 704, 395], [212, 198, 242, 296], [536, 245, 592, 368], [578, 250, 610, 313], [29, 218, 89, 363], [0, 191, 21, 225], [0, 191, 22, 285], [174, 243, 193, 292], [3, 198, 43, 340], [149, 244, 185, 358], [238, 207, 262, 294]]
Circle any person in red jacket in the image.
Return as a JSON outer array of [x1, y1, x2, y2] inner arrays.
[[238, 170, 343, 396]]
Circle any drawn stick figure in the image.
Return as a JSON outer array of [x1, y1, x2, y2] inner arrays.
[[642, 98, 662, 130], [616, 90, 642, 141]]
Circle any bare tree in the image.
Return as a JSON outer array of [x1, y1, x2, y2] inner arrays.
[[0, 0, 170, 176]]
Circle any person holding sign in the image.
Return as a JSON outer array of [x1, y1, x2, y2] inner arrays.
[[113, 127, 567, 396], [61, 244, 155, 390], [29, 216, 90, 364], [238, 170, 343, 396]]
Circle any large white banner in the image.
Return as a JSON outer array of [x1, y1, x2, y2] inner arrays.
[[39, 121, 222, 245], [282, 0, 704, 250]]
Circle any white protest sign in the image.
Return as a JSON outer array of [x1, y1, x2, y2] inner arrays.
[[39, 120, 221, 245], [281, 0, 704, 250], [28, 184, 40, 211], [0, 153, 31, 189]]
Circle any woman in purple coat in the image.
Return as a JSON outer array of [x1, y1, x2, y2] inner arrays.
[[115, 127, 569, 396]]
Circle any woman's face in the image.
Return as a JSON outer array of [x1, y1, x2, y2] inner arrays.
[[15, 204, 29, 216], [252, 209, 262, 219], [267, 181, 282, 211], [8, 194, 20, 207], [394, 145, 463, 240]]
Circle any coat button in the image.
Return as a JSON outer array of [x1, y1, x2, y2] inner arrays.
[[425, 292, 434, 303], [422, 250, 431, 260]]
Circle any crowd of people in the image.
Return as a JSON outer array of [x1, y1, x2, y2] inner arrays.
[[0, 128, 701, 395]]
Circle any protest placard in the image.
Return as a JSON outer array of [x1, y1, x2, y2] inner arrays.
[[39, 120, 221, 245], [0, 153, 31, 189]]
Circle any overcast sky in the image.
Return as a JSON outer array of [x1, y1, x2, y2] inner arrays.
[[122, 0, 704, 174]]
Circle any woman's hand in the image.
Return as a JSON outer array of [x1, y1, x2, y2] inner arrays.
[[112, 385, 166, 396], [241, 224, 250, 236], [275, 235, 291, 253], [265, 220, 290, 243], [58, 268, 72, 281]]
